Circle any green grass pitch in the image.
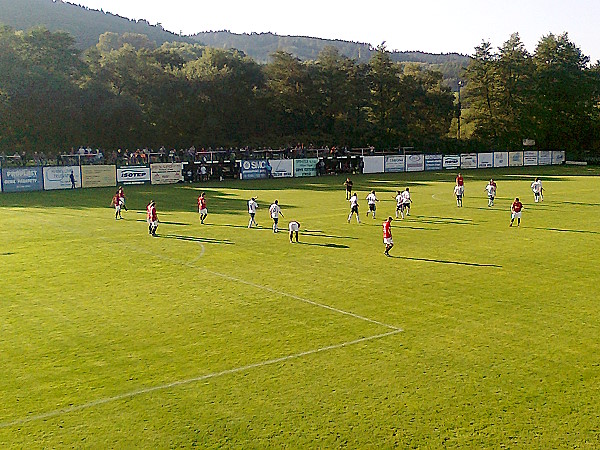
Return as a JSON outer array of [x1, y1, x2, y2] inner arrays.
[[1, 166, 599, 448]]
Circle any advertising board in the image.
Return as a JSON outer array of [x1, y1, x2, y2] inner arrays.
[[494, 152, 509, 167], [1, 167, 43, 192], [293, 158, 319, 177], [538, 151, 552, 165], [443, 155, 460, 169], [477, 153, 494, 168], [150, 163, 183, 185], [405, 154, 424, 172], [362, 156, 384, 174], [81, 165, 116, 188], [460, 153, 478, 169], [384, 155, 405, 172], [117, 166, 151, 184], [43, 166, 81, 190], [509, 151, 524, 167], [240, 160, 268, 180], [552, 150, 565, 165], [269, 159, 294, 178], [523, 151, 538, 166], [424, 154, 442, 171]]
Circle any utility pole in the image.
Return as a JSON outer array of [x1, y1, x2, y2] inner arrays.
[[457, 80, 463, 140]]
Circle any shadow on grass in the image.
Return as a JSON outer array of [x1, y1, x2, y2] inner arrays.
[[302, 230, 359, 240], [136, 218, 190, 226], [411, 215, 476, 225], [535, 227, 600, 235], [391, 255, 502, 268], [296, 241, 349, 249], [559, 201, 600, 207], [158, 234, 234, 244], [1, 252, 15, 256]]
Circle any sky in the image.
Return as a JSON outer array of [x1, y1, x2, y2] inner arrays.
[[71, 0, 600, 62]]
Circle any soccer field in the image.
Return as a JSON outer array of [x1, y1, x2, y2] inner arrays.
[[1, 166, 599, 448]]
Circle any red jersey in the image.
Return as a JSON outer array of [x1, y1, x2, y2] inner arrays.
[[456, 175, 464, 186], [198, 196, 206, 210], [149, 205, 158, 221], [112, 194, 120, 206], [382, 221, 392, 239], [512, 201, 523, 213]]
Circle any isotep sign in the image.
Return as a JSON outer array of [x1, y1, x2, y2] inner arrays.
[[117, 166, 150, 184]]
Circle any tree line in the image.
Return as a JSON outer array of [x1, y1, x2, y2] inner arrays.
[[463, 32, 600, 156], [0, 26, 599, 158]]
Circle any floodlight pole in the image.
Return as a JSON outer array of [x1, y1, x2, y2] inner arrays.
[[457, 80, 463, 140]]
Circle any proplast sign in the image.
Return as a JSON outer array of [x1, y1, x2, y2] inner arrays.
[[117, 166, 151, 184]]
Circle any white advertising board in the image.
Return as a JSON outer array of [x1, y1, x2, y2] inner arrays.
[[405, 154, 424, 172], [43, 166, 81, 190], [477, 153, 494, 168], [150, 163, 183, 185], [552, 150, 565, 165], [460, 153, 477, 169], [509, 151, 524, 167], [269, 159, 293, 178], [117, 166, 151, 184], [523, 151, 538, 166], [538, 151, 552, 165], [443, 155, 460, 169], [494, 152, 509, 167], [362, 156, 384, 174], [384, 155, 405, 172]]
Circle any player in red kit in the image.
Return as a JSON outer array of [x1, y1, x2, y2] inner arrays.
[[197, 192, 207, 224], [147, 200, 159, 236], [510, 197, 523, 227], [382, 216, 394, 257], [456, 173, 464, 189], [110, 192, 122, 219]]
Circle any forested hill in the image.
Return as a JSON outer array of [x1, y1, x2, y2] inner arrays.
[[192, 31, 469, 88], [0, 0, 190, 49], [192, 31, 469, 66], [0, 0, 469, 86]]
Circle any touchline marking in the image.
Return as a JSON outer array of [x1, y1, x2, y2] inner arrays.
[[0, 329, 402, 429], [107, 237, 402, 332]]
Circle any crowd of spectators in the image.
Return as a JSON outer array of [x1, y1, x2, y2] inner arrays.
[[0, 144, 375, 179]]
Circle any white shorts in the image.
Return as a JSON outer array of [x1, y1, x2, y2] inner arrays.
[[511, 211, 522, 219], [383, 237, 393, 245], [115, 205, 121, 212], [119, 198, 125, 206], [289, 222, 300, 232], [199, 208, 207, 215]]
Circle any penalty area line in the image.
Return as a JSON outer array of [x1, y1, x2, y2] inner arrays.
[[0, 329, 402, 429]]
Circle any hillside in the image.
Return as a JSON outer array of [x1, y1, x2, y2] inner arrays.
[[0, 0, 191, 49], [192, 31, 469, 88], [0, 0, 470, 87]]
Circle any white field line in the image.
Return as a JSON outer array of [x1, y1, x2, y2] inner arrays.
[[0, 329, 402, 429], [107, 238, 402, 332]]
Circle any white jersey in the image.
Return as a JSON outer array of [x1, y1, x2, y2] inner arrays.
[[366, 193, 378, 205], [531, 180, 542, 193], [454, 185, 463, 196], [269, 203, 281, 218], [349, 195, 359, 207], [395, 194, 403, 206], [401, 191, 411, 204], [288, 221, 300, 232], [248, 199, 258, 214], [485, 184, 496, 196]]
